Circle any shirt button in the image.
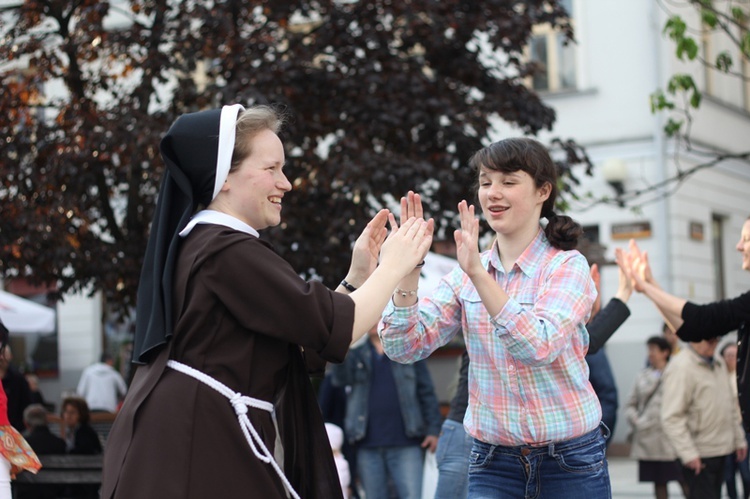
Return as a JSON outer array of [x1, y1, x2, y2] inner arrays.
[[509, 365, 515, 371]]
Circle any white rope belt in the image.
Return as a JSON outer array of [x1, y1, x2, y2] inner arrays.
[[167, 360, 300, 499]]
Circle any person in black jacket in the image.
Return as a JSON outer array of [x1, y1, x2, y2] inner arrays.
[[60, 397, 101, 455], [59, 397, 101, 499], [625, 216, 750, 433]]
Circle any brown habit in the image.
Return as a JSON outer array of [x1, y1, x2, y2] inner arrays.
[[101, 224, 354, 498]]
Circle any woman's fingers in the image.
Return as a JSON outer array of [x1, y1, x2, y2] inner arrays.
[[400, 191, 425, 224], [412, 192, 424, 220]]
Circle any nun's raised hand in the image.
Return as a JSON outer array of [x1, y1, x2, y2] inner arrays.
[[347, 209, 389, 286], [454, 201, 482, 278], [380, 214, 434, 277]]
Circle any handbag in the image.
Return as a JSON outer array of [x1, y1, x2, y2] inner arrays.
[[627, 376, 662, 443]]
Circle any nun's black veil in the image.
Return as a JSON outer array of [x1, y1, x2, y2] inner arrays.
[[133, 109, 222, 364]]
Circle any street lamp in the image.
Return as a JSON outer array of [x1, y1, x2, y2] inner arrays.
[[602, 158, 628, 207]]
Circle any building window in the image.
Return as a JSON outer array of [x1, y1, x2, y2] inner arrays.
[[701, 8, 750, 112], [528, 0, 577, 93], [712, 214, 726, 300]]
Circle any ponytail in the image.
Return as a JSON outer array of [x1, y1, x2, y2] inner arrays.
[[543, 209, 582, 251]]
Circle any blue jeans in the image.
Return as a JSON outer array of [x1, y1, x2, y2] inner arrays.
[[357, 445, 424, 499], [467, 424, 611, 499], [434, 419, 472, 499], [725, 434, 750, 499]]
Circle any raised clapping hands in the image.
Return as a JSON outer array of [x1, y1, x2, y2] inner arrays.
[[344, 204, 433, 342], [590, 264, 602, 318], [394, 191, 434, 271], [348, 209, 390, 286], [619, 239, 656, 293], [613, 248, 634, 303], [454, 200, 483, 278], [380, 210, 434, 277], [348, 205, 433, 285]]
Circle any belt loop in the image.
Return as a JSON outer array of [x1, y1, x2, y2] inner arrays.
[[548, 442, 555, 457]]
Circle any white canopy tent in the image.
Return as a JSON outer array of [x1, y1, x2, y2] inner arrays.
[[418, 251, 458, 298], [0, 290, 56, 334]]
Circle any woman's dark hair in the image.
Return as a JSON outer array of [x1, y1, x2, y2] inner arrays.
[[468, 137, 582, 250], [61, 396, 91, 425], [646, 335, 672, 359], [0, 320, 8, 353]]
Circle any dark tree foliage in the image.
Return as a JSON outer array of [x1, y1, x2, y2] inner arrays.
[[0, 0, 590, 315]]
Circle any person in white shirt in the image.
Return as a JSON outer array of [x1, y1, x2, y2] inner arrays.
[[76, 353, 127, 413], [325, 423, 351, 499]]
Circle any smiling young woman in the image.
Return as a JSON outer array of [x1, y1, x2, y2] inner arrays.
[[381, 138, 611, 498]]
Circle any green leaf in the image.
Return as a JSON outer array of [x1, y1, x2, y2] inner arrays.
[[715, 51, 733, 72], [731, 7, 747, 23], [676, 38, 699, 60], [666, 74, 696, 94], [742, 32, 750, 58], [649, 90, 675, 113], [664, 118, 683, 137], [690, 89, 702, 108], [701, 9, 718, 28], [663, 16, 687, 40]]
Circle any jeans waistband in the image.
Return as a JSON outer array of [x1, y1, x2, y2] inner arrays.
[[474, 422, 610, 457]]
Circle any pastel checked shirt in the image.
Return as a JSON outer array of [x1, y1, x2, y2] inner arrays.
[[380, 229, 600, 446]]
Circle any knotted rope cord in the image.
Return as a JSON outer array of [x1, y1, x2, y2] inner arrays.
[[167, 360, 301, 499]]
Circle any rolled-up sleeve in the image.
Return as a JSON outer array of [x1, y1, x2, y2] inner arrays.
[[380, 273, 463, 364]]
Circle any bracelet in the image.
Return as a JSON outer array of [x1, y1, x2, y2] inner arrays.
[[340, 280, 358, 292], [415, 260, 425, 268], [395, 287, 418, 298]]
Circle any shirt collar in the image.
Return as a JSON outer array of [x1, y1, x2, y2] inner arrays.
[[487, 227, 547, 278], [178, 210, 259, 238], [687, 345, 716, 367]]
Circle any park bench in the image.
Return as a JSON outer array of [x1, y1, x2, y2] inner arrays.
[[10, 412, 116, 498], [13, 454, 102, 498]]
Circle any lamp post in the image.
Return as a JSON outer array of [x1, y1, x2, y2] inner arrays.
[[602, 158, 628, 207]]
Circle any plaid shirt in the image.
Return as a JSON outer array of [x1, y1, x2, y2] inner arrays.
[[380, 229, 600, 446]]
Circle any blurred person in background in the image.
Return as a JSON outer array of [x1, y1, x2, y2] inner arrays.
[[60, 397, 102, 455], [625, 336, 685, 499], [721, 342, 750, 499], [660, 337, 746, 499], [76, 353, 127, 413], [331, 326, 441, 499]]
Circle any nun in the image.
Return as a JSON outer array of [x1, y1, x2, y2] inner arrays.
[[101, 104, 433, 499]]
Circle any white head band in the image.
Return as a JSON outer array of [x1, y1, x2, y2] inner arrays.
[[212, 103, 246, 201]]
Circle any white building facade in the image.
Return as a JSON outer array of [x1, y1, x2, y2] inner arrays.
[[528, 0, 750, 446]]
